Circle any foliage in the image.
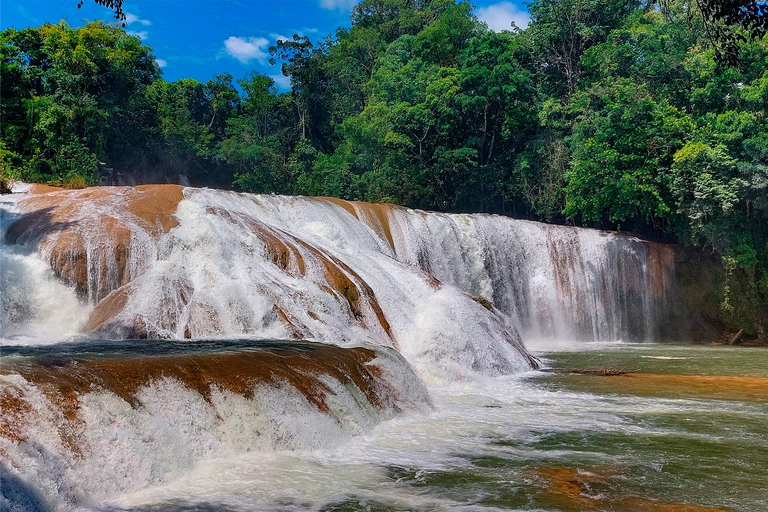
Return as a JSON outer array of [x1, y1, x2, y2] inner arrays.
[[77, 0, 126, 24], [564, 78, 693, 227], [653, 0, 768, 66]]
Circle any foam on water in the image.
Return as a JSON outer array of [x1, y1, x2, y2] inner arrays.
[[2, 185, 679, 358], [0, 187, 92, 343], [0, 185, 705, 511], [356, 206, 675, 343], [0, 342, 430, 510], [75, 189, 534, 376], [97, 348, 768, 512]]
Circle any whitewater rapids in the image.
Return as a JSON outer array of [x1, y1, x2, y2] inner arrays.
[[0, 184, 693, 511], [1, 184, 678, 369]]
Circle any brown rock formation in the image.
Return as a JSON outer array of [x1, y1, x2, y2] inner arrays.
[[350, 201, 399, 251], [83, 289, 129, 333], [0, 387, 33, 443], [0, 343, 411, 447], [6, 184, 183, 301], [535, 466, 736, 512], [315, 197, 402, 252]]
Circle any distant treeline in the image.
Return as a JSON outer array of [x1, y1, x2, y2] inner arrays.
[[1, 0, 767, 316]]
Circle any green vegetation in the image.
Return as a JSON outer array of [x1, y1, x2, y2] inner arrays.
[[1, 0, 767, 323]]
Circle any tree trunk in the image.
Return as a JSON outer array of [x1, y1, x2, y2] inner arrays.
[[728, 329, 744, 345]]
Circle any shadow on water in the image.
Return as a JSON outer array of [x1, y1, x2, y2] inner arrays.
[[0, 463, 52, 512], [3, 207, 78, 247]]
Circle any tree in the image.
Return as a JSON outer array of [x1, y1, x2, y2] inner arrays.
[[269, 35, 330, 144], [221, 73, 298, 194], [526, 0, 638, 96], [564, 78, 693, 228], [76, 0, 126, 24], [655, 0, 768, 66], [0, 22, 160, 185], [146, 78, 216, 181]]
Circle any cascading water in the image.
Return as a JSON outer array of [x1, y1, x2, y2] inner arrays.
[[1, 184, 698, 511], [0, 185, 92, 343], [0, 340, 430, 509], [1, 184, 678, 351], [346, 204, 677, 343], [1, 185, 539, 375]]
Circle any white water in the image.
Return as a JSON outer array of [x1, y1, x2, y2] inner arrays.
[[80, 348, 768, 512], [0, 187, 92, 343], [355, 205, 674, 343], [1, 187, 677, 356], [2, 187, 541, 376], [0, 186, 698, 511], [0, 344, 431, 511], [4, 345, 766, 511]]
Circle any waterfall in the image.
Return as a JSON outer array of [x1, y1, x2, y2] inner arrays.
[[0, 185, 92, 343], [1, 184, 680, 354], [0, 184, 685, 510], [0, 340, 429, 508], [1, 185, 538, 376], [343, 202, 676, 343]]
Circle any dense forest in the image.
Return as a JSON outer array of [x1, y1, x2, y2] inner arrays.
[[1, 0, 767, 320]]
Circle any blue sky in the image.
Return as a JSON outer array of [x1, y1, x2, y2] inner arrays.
[[2, 0, 530, 88]]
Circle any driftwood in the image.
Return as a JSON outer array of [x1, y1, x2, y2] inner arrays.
[[546, 367, 636, 376], [728, 329, 744, 345]]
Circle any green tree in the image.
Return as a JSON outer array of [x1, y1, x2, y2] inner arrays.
[[526, 0, 638, 96], [221, 73, 297, 193], [564, 79, 694, 227]]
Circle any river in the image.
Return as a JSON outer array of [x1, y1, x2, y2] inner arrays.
[[2, 184, 763, 511], [3, 340, 765, 511]]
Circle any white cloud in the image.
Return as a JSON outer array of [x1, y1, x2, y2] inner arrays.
[[127, 31, 149, 40], [270, 33, 291, 43], [270, 74, 291, 89], [125, 12, 151, 26], [156, 58, 167, 68], [224, 36, 271, 64], [319, 0, 357, 11], [476, 2, 530, 32]]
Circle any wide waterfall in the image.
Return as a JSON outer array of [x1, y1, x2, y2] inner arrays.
[[1, 184, 698, 511], [329, 198, 677, 343], [2, 184, 676, 349]]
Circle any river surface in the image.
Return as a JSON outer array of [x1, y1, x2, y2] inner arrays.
[[6, 341, 763, 512]]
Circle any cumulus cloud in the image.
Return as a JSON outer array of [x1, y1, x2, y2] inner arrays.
[[476, 2, 530, 31], [270, 33, 291, 43], [270, 74, 291, 89], [124, 12, 151, 26], [319, 0, 357, 11], [156, 58, 167, 68], [224, 36, 270, 64], [127, 31, 149, 40]]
